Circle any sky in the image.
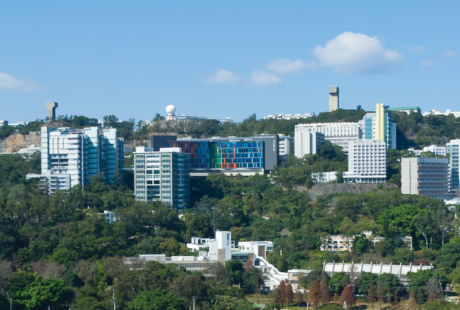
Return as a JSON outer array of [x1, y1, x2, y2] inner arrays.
[[1, 1, 459, 123]]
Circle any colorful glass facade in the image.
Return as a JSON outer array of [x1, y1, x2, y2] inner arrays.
[[168, 140, 264, 170]]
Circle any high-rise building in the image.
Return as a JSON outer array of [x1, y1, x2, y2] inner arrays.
[[447, 139, 460, 193], [344, 139, 386, 184], [329, 87, 339, 112], [294, 122, 361, 152], [294, 129, 325, 158], [134, 147, 190, 209], [360, 104, 396, 149], [167, 135, 279, 176], [401, 157, 450, 199], [35, 126, 124, 194]]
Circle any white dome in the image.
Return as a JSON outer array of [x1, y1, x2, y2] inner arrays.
[[166, 105, 176, 114]]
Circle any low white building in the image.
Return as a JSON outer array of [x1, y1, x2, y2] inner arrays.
[[101, 210, 117, 224], [323, 261, 433, 284], [321, 235, 355, 252], [321, 232, 413, 252], [18, 145, 41, 156], [422, 109, 460, 118], [264, 113, 312, 120], [185, 231, 232, 262], [344, 139, 386, 184], [311, 171, 337, 183], [408, 145, 446, 157]]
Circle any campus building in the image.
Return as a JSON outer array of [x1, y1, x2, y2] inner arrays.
[[166, 135, 279, 176], [133, 147, 190, 209], [388, 107, 421, 114], [294, 122, 361, 153], [278, 134, 294, 160], [323, 261, 433, 285], [401, 157, 451, 199], [409, 145, 447, 157], [344, 139, 387, 184], [311, 171, 337, 183], [263, 113, 312, 120], [294, 129, 325, 158], [422, 109, 460, 118], [32, 126, 124, 194], [447, 139, 460, 193], [359, 103, 397, 149]]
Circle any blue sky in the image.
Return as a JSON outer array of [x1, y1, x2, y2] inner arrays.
[[1, 1, 459, 123]]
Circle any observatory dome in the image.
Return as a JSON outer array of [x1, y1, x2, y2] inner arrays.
[[166, 105, 176, 114]]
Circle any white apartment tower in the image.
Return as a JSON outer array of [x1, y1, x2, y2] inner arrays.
[[401, 157, 450, 199], [39, 126, 124, 194], [294, 129, 325, 158], [134, 147, 190, 210], [344, 139, 386, 183]]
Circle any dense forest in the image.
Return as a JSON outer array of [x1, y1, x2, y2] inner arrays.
[[1, 150, 460, 309]]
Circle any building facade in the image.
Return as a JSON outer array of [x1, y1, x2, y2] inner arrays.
[[344, 139, 386, 183], [311, 171, 337, 183], [320, 235, 354, 252], [401, 157, 450, 199], [134, 147, 190, 209], [447, 140, 460, 193], [294, 122, 361, 152], [263, 113, 312, 120], [35, 126, 124, 194], [409, 145, 446, 157], [294, 129, 325, 158], [167, 135, 278, 176], [323, 261, 433, 285], [360, 104, 397, 149], [278, 134, 294, 160]]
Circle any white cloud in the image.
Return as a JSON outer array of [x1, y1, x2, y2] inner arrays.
[[0, 72, 39, 91], [443, 50, 456, 57], [266, 59, 317, 74], [205, 69, 238, 84], [409, 46, 425, 52], [312, 32, 403, 74], [250, 70, 282, 86], [421, 60, 434, 67]]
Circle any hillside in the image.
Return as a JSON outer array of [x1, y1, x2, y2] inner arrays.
[[0, 132, 40, 153]]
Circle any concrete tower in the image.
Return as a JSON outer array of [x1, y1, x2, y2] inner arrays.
[[45, 102, 58, 121], [329, 87, 339, 112]]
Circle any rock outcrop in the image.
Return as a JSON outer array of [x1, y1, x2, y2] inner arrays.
[[0, 132, 41, 153], [307, 183, 398, 200]]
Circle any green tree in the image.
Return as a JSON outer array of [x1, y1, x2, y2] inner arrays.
[[20, 276, 72, 309], [128, 289, 185, 310], [329, 272, 349, 293]]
